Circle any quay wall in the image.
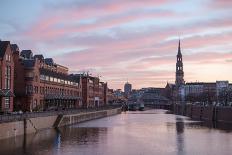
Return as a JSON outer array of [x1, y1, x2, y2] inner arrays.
[[58, 108, 121, 127], [0, 115, 57, 140], [0, 108, 121, 140], [172, 104, 232, 123], [216, 107, 232, 123]]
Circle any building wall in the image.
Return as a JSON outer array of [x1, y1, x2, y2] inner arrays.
[[0, 108, 121, 140], [81, 76, 108, 108], [13, 51, 26, 111], [0, 42, 14, 112], [13, 52, 82, 112]]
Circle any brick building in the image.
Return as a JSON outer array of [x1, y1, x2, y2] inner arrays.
[[13, 48, 82, 112], [107, 89, 115, 104], [72, 74, 108, 108], [0, 41, 15, 112]]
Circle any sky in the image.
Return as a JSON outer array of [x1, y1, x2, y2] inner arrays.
[[0, 0, 232, 89]]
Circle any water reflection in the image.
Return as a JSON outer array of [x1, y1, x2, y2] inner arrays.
[[175, 117, 185, 155], [0, 127, 107, 155], [0, 110, 232, 155], [59, 127, 107, 145]]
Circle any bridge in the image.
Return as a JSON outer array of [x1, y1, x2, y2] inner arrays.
[[121, 102, 173, 111], [144, 103, 172, 110]]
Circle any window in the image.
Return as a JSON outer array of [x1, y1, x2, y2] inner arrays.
[[33, 99, 37, 109], [5, 54, 11, 62], [34, 86, 38, 94], [5, 66, 11, 89], [45, 76, 49, 81], [35, 75, 38, 82], [45, 87, 48, 94], [26, 85, 33, 94], [5, 97, 10, 109], [40, 74, 45, 80], [50, 77, 54, 82], [25, 71, 34, 78]]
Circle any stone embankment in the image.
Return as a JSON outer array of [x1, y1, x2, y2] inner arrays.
[[0, 107, 121, 140], [173, 104, 232, 123]]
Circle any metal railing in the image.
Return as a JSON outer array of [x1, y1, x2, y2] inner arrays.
[[0, 105, 121, 123]]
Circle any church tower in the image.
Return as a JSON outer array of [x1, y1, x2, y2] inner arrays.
[[175, 39, 184, 87]]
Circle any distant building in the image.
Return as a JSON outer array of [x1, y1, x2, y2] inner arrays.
[[124, 82, 132, 96], [72, 74, 108, 108], [107, 89, 115, 104], [185, 82, 204, 97], [216, 81, 229, 96], [113, 89, 126, 103], [164, 83, 175, 100], [183, 81, 232, 103]]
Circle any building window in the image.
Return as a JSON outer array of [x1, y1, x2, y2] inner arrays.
[[33, 99, 37, 109], [5, 66, 11, 89], [45, 76, 49, 81], [40, 74, 46, 80], [35, 75, 38, 82], [34, 86, 38, 94], [5, 54, 11, 62], [26, 85, 33, 94], [5, 97, 10, 109], [25, 71, 34, 78]]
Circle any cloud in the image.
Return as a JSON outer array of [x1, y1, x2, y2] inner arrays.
[[2, 0, 232, 89]]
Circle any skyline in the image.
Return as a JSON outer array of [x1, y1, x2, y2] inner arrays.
[[1, 0, 232, 89]]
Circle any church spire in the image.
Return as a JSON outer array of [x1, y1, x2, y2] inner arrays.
[[175, 39, 184, 87], [178, 39, 181, 55]]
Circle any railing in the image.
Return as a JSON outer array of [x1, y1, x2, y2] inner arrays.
[[0, 105, 121, 123]]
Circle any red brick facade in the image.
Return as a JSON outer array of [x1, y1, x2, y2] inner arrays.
[[80, 75, 108, 108], [0, 41, 14, 112], [0, 40, 111, 112], [13, 50, 82, 112]]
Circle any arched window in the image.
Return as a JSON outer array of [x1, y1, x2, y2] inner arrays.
[[33, 99, 37, 109]]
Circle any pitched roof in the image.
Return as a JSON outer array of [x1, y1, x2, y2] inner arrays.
[[21, 50, 33, 59], [34, 54, 44, 61], [0, 41, 10, 58], [45, 58, 54, 66], [40, 68, 80, 83], [23, 59, 36, 68], [68, 74, 81, 83], [10, 44, 19, 52]]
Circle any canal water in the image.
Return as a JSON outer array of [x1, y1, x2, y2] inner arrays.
[[0, 109, 232, 155]]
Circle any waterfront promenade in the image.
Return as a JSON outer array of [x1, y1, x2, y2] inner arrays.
[[0, 105, 121, 123]]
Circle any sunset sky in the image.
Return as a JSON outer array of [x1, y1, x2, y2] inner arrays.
[[0, 0, 232, 89]]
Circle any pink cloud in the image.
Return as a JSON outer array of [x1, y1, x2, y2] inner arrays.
[[6, 0, 232, 89]]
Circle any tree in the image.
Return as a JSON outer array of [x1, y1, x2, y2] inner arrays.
[[218, 88, 232, 106]]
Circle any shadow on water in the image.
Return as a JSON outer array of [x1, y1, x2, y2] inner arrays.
[[199, 121, 232, 132], [0, 126, 107, 155], [0, 129, 58, 155]]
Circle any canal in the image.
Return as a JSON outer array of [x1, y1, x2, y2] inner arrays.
[[0, 109, 232, 155]]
